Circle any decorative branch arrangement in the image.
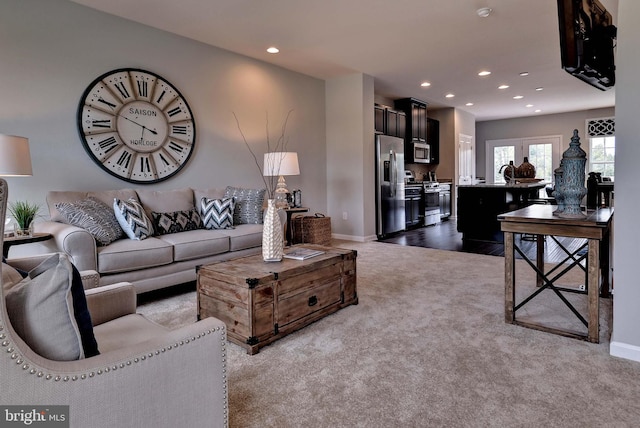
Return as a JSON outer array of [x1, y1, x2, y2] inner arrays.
[[233, 110, 293, 199]]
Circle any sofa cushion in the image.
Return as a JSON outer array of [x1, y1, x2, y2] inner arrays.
[[223, 224, 264, 251], [193, 188, 227, 215], [96, 237, 173, 274], [136, 188, 194, 221], [114, 197, 154, 240], [151, 208, 202, 235], [224, 186, 266, 225], [56, 197, 124, 246], [157, 229, 230, 261], [201, 197, 235, 230], [93, 314, 167, 354], [3, 253, 98, 361], [47, 189, 138, 223]]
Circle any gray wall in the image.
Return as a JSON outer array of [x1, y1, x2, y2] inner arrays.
[[0, 0, 326, 218], [476, 107, 615, 179], [610, 0, 640, 361], [326, 73, 375, 240]]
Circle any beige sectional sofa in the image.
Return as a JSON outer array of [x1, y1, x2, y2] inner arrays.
[[35, 187, 264, 293]]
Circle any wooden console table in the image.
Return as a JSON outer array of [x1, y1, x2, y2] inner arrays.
[[498, 205, 613, 343]]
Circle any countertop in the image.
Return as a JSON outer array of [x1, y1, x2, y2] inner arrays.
[[458, 181, 547, 189]]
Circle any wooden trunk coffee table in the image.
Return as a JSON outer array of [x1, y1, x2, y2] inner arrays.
[[197, 245, 358, 354]]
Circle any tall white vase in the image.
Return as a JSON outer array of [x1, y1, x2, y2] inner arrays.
[[262, 199, 284, 262]]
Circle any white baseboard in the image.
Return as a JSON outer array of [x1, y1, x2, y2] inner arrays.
[[610, 341, 640, 363], [332, 233, 377, 242]]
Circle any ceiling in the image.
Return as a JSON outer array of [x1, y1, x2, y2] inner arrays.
[[69, 0, 618, 121]]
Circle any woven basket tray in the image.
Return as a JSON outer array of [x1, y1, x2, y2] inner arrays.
[[291, 214, 332, 246]]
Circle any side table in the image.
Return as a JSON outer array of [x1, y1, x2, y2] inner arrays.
[[3, 233, 52, 258], [284, 207, 309, 246]]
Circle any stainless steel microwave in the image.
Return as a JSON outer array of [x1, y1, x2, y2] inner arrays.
[[413, 142, 431, 164]]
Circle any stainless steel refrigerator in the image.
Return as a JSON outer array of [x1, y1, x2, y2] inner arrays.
[[375, 135, 405, 237]]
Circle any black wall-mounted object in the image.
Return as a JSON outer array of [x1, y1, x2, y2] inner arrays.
[[557, 0, 617, 91]]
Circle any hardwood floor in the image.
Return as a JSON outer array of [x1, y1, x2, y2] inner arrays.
[[378, 218, 588, 264]]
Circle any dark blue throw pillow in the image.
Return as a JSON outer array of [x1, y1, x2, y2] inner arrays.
[[70, 263, 100, 358]]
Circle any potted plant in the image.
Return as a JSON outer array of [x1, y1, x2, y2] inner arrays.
[[9, 200, 40, 236]]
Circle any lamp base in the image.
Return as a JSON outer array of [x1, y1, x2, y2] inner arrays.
[[275, 175, 291, 209]]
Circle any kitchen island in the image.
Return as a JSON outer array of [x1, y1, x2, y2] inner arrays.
[[457, 182, 546, 242]]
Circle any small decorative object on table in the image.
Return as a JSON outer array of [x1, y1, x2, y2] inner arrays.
[[552, 160, 566, 215], [8, 200, 40, 237], [517, 156, 536, 178], [557, 129, 587, 218]]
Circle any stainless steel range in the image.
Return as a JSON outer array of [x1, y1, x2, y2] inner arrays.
[[422, 182, 441, 226], [404, 170, 440, 227]]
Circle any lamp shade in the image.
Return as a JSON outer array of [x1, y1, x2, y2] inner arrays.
[[263, 152, 300, 177], [0, 134, 32, 176]]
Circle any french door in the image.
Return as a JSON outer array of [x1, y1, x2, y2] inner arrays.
[[485, 135, 561, 184]]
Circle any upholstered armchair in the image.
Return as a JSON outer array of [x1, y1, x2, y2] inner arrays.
[[0, 179, 229, 427]]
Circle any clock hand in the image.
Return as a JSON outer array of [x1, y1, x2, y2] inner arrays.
[[115, 112, 159, 135]]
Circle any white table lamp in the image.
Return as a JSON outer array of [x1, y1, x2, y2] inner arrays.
[[263, 152, 300, 208], [0, 134, 32, 176]]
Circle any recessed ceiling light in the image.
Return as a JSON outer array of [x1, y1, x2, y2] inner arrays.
[[513, 95, 524, 100], [535, 87, 544, 91], [266, 47, 280, 54], [445, 93, 455, 98], [519, 72, 529, 76], [465, 102, 474, 106], [478, 70, 491, 77], [498, 84, 510, 90], [420, 81, 431, 87], [476, 7, 492, 18], [535, 109, 542, 113], [526, 104, 534, 108]]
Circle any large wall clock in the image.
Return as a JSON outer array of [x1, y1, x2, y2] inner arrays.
[[77, 68, 196, 184]]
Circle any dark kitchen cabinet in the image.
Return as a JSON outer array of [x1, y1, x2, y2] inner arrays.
[[374, 104, 406, 138], [427, 117, 439, 164], [386, 109, 406, 139], [394, 98, 427, 144], [374, 104, 385, 134]]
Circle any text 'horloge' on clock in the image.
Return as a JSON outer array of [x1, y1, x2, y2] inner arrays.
[[78, 68, 196, 184]]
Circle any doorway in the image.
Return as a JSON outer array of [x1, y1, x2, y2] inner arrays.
[[485, 135, 561, 184]]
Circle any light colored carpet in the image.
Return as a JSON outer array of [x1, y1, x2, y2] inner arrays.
[[138, 241, 640, 427]]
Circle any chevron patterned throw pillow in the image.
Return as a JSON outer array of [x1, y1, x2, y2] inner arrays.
[[113, 198, 154, 240], [201, 197, 235, 230]]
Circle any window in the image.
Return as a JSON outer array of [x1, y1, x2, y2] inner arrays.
[[587, 118, 615, 179], [485, 136, 560, 184]]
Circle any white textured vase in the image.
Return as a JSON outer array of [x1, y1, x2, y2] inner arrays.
[[262, 199, 284, 262]]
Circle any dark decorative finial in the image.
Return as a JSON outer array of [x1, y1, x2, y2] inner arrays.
[[571, 129, 580, 145]]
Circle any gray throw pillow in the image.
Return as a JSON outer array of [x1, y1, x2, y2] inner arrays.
[[56, 197, 123, 246], [4, 253, 85, 361], [223, 186, 266, 225]]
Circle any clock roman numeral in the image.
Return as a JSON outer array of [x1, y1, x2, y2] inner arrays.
[[167, 106, 182, 117], [159, 153, 171, 166], [172, 125, 187, 135], [140, 157, 151, 173], [137, 80, 148, 97], [156, 90, 166, 104], [97, 136, 118, 153], [117, 150, 132, 169], [98, 97, 117, 109], [168, 141, 184, 154], [114, 82, 131, 99], [92, 119, 111, 128]]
